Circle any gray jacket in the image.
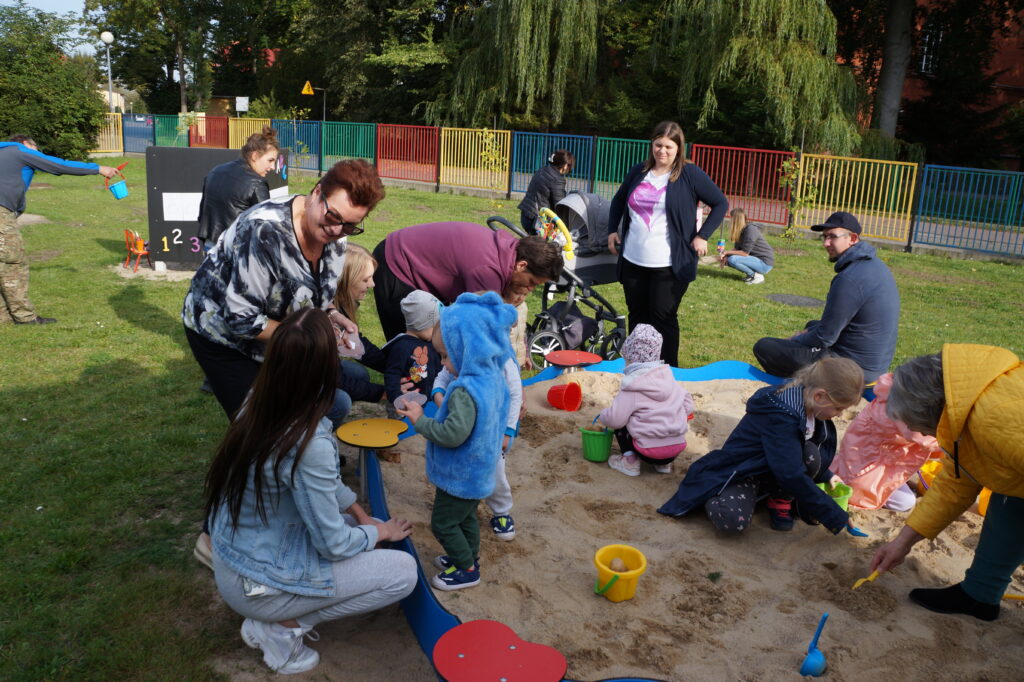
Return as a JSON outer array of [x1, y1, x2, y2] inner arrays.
[[0, 142, 99, 215]]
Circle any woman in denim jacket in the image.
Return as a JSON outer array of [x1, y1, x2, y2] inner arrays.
[[204, 308, 416, 674]]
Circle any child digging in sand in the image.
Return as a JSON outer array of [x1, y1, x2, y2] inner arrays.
[[596, 324, 694, 476], [658, 356, 864, 534], [397, 292, 517, 590]]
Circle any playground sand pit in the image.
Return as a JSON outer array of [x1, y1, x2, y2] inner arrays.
[[379, 372, 1024, 681]]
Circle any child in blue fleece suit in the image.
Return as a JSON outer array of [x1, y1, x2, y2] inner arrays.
[[396, 291, 516, 590]]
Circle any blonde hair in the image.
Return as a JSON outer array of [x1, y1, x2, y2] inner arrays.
[[729, 208, 747, 243], [787, 356, 864, 409], [333, 243, 376, 324]]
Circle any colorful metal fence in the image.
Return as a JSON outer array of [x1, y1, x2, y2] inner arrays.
[[189, 115, 229, 148], [92, 113, 124, 153], [272, 119, 322, 171], [795, 154, 918, 242], [593, 137, 648, 199], [439, 128, 511, 191], [913, 165, 1024, 256], [691, 144, 794, 226], [510, 132, 593, 195], [322, 122, 376, 168], [122, 114, 154, 153], [229, 117, 272, 149], [377, 124, 439, 184], [153, 115, 188, 147]]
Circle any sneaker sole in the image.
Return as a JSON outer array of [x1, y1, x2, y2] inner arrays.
[[493, 529, 516, 541], [240, 619, 261, 649], [430, 574, 480, 591]]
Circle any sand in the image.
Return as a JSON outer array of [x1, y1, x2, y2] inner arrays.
[[375, 372, 1024, 681]]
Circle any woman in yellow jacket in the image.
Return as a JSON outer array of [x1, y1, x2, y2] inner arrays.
[[872, 344, 1024, 621]]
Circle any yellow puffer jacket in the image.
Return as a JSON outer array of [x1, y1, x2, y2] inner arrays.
[[906, 344, 1024, 539]]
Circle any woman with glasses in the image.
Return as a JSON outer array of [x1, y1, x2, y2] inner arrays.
[[871, 346, 1024, 622], [182, 159, 384, 423]]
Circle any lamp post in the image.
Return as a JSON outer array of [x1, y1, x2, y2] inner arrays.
[[100, 31, 114, 114]]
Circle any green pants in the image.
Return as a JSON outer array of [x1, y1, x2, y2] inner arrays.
[[431, 488, 480, 571], [963, 493, 1024, 604], [0, 207, 35, 323]]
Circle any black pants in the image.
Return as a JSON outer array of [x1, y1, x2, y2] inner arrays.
[[184, 326, 261, 420], [619, 259, 689, 367], [614, 428, 672, 465], [752, 337, 828, 378], [372, 239, 415, 342]]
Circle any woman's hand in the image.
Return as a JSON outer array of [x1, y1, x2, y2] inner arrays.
[[871, 525, 925, 573], [396, 400, 424, 424], [692, 236, 708, 256], [374, 517, 413, 542], [608, 233, 620, 255]]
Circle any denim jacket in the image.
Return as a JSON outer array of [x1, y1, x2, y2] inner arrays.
[[211, 417, 379, 597]]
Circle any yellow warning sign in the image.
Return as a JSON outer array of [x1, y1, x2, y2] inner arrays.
[[301, 80, 314, 95]]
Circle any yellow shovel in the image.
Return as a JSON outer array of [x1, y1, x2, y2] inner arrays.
[[851, 570, 879, 590]]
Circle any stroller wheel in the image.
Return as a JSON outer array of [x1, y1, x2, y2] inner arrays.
[[528, 330, 567, 369], [600, 328, 627, 360]]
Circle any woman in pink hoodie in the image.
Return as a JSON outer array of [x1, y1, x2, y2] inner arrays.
[[597, 324, 694, 476]]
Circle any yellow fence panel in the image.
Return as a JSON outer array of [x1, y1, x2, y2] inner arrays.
[[795, 154, 918, 242], [91, 113, 123, 154], [229, 117, 272, 148], [439, 127, 511, 191]]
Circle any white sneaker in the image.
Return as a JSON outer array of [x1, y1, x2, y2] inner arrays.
[[241, 619, 320, 674], [653, 462, 673, 474], [608, 453, 640, 477], [746, 273, 765, 285], [193, 532, 213, 571]]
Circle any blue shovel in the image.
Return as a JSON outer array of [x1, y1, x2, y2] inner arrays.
[[799, 612, 829, 677]]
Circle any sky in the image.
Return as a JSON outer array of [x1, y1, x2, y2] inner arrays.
[[5, 0, 96, 54]]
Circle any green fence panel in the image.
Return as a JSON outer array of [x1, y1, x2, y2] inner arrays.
[[593, 137, 648, 199], [153, 114, 189, 147], [322, 122, 376, 169]]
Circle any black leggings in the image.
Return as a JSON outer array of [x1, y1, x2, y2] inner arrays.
[[614, 428, 677, 465], [619, 259, 689, 367], [372, 239, 415, 342]]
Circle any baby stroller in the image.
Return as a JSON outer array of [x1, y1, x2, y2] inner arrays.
[[488, 191, 627, 368]]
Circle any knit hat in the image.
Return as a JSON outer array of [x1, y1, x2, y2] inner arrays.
[[621, 324, 662, 364], [401, 290, 442, 332]]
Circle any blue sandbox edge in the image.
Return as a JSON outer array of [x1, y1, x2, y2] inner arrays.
[[372, 360, 868, 681]]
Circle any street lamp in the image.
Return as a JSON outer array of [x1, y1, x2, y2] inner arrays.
[[100, 31, 114, 114]]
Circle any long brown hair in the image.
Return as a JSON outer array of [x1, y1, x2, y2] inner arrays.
[[729, 208, 747, 243], [642, 120, 689, 182], [204, 308, 340, 528], [240, 126, 279, 164], [333, 243, 377, 323]]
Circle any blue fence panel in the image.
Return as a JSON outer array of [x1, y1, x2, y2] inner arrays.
[[510, 132, 594, 196], [913, 164, 1024, 256], [122, 114, 154, 153], [272, 119, 322, 172]]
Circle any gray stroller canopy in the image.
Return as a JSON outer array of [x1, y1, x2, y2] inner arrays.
[[553, 191, 611, 258]]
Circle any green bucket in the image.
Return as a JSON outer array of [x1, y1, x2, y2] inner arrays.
[[817, 482, 853, 511], [580, 427, 613, 462]]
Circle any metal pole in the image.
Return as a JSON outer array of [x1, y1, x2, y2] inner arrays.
[[105, 44, 114, 113]]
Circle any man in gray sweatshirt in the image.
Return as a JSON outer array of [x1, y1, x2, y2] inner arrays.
[[0, 135, 116, 324]]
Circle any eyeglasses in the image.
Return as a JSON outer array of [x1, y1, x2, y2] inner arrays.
[[821, 231, 851, 242], [318, 191, 364, 236]]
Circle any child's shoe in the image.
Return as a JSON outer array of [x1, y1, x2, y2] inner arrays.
[[653, 462, 673, 474], [767, 497, 794, 531], [490, 515, 516, 541], [432, 555, 480, 571], [746, 273, 765, 284], [241, 619, 320, 674], [431, 565, 481, 591], [608, 452, 640, 477]]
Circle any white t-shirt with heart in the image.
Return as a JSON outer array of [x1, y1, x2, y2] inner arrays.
[[623, 170, 671, 267]]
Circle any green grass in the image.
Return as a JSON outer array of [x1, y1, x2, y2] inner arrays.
[[1, 159, 1021, 679]]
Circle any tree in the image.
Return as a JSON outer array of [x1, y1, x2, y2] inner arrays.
[[0, 2, 106, 159]]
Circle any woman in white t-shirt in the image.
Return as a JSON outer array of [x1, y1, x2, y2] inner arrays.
[[607, 121, 728, 366]]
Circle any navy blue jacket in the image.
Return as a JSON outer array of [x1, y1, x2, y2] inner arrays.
[[658, 384, 849, 533], [793, 240, 899, 383], [382, 334, 442, 404], [608, 162, 728, 283]]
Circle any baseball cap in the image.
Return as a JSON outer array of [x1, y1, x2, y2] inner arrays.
[[811, 211, 862, 235]]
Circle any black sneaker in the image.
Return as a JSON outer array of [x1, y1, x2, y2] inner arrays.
[[767, 497, 794, 531], [432, 555, 480, 571], [15, 316, 56, 325], [909, 583, 999, 621]]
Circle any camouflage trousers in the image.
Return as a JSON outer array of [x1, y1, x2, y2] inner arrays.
[[0, 206, 36, 323]]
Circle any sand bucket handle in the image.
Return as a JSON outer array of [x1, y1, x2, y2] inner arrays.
[[104, 161, 129, 190], [594, 574, 619, 596]]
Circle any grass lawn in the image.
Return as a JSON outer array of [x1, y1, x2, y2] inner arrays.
[[1, 158, 1020, 680]]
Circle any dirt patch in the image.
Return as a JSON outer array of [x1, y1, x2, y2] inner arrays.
[[28, 249, 61, 263], [111, 264, 195, 282]]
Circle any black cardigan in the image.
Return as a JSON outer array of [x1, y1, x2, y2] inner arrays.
[[607, 162, 728, 283]]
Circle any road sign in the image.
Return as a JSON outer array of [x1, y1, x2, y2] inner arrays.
[[301, 80, 314, 95], [235, 96, 249, 112]]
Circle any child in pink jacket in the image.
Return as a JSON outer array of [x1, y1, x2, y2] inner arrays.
[[597, 324, 694, 476]]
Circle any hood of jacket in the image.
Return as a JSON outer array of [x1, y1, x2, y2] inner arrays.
[[833, 239, 877, 273], [939, 343, 1021, 445], [620, 363, 676, 399]]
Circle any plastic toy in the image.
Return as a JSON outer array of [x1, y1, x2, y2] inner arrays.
[[799, 613, 829, 677], [593, 544, 647, 603]]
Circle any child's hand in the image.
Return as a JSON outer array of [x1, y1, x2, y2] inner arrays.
[[396, 400, 424, 423], [502, 434, 511, 452], [830, 474, 845, 487], [433, 393, 444, 408]]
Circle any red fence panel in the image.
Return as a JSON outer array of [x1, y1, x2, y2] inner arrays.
[[189, 115, 229, 148], [376, 124, 439, 183], [691, 144, 794, 226]]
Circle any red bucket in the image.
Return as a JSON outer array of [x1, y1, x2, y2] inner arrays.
[[547, 382, 582, 411]]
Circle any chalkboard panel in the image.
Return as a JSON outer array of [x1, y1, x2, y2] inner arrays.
[[145, 147, 289, 265]]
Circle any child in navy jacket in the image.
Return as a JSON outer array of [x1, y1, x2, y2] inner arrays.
[[383, 290, 443, 405]]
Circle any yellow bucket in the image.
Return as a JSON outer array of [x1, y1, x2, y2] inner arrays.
[[593, 544, 647, 603], [916, 459, 992, 516]]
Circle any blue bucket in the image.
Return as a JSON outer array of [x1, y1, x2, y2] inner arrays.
[[108, 179, 129, 200]]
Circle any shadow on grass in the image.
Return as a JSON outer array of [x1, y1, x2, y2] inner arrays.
[[110, 284, 189, 350], [96, 237, 128, 258]]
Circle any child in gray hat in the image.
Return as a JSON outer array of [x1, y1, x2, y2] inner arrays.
[[596, 324, 694, 476], [382, 290, 443, 406]]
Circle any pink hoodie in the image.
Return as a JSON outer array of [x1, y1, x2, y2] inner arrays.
[[599, 363, 694, 455]]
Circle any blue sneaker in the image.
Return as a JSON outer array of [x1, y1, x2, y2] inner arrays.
[[431, 565, 481, 591], [432, 555, 480, 571], [490, 515, 516, 541]]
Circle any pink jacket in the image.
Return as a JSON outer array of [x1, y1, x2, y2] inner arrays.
[[832, 373, 942, 509], [599, 363, 693, 454]]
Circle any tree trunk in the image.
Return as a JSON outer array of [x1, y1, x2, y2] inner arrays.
[[872, 0, 916, 135], [177, 38, 188, 112]]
